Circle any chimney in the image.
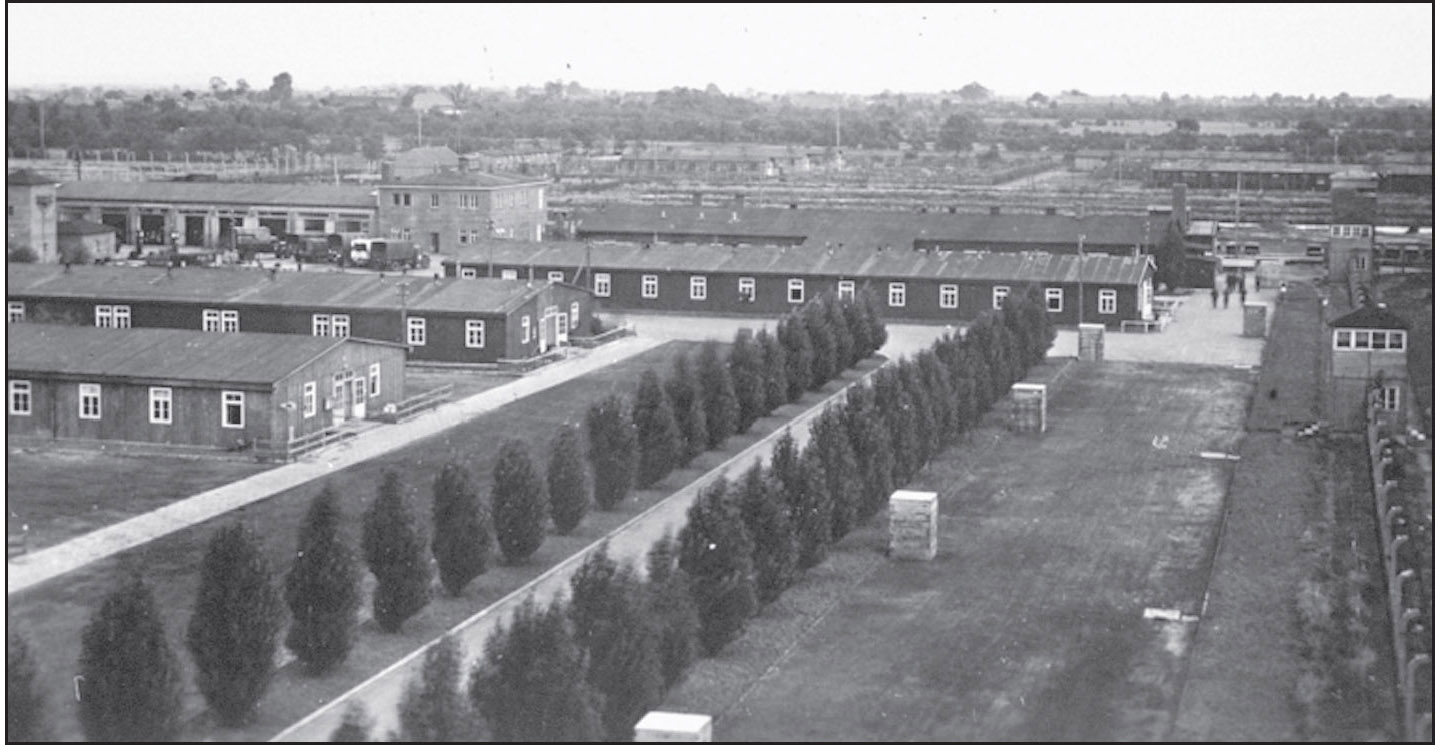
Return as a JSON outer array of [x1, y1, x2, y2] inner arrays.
[[458, 156, 470, 173], [381, 162, 393, 181], [948, 206, 957, 214], [1044, 206, 1057, 216], [734, 193, 746, 209], [789, 203, 799, 210], [692, 192, 704, 206], [989, 206, 1001, 215]]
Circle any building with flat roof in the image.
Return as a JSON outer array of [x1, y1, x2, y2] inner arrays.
[[6, 324, 407, 448], [377, 166, 548, 250], [443, 239, 1155, 327], [6, 264, 593, 364]]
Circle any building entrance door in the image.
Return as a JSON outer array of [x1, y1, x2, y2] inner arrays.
[[351, 377, 367, 420], [556, 313, 569, 344]]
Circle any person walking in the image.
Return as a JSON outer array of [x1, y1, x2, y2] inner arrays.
[[1222, 287, 1231, 308], [1211, 286, 1220, 308], [1239, 284, 1247, 305]]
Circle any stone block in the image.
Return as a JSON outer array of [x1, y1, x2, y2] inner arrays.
[[635, 712, 713, 743], [889, 490, 939, 561]]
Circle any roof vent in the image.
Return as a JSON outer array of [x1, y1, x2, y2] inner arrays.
[[990, 206, 1001, 215]]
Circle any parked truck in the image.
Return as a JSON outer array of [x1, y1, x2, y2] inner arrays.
[[233, 227, 282, 261], [345, 238, 427, 271]]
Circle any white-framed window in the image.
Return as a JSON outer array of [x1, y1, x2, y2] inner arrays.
[[95, 304, 130, 328], [1045, 288, 1063, 312], [547, 270, 565, 283], [521, 315, 531, 343], [79, 383, 101, 420], [429, 193, 441, 209], [369, 363, 381, 398], [738, 277, 756, 302], [642, 274, 659, 299], [788, 279, 805, 304], [888, 282, 906, 308], [332, 372, 345, 404], [9, 380, 32, 416], [569, 301, 580, 326], [8, 301, 25, 323], [1354, 255, 1368, 270], [203, 309, 221, 332], [220, 310, 239, 333], [459, 193, 479, 210], [332, 314, 350, 337], [407, 317, 427, 346], [500, 269, 519, 280], [690, 276, 707, 301], [392, 192, 412, 207], [594, 273, 611, 297], [939, 284, 959, 309], [303, 381, 317, 418], [837, 280, 855, 303], [460, 267, 479, 279], [222, 391, 244, 428], [1377, 386, 1400, 411], [312, 314, 331, 337], [354, 376, 367, 400], [1098, 289, 1118, 315], [1335, 329, 1407, 351], [466, 319, 486, 348], [149, 387, 172, 425], [992, 286, 1010, 310]]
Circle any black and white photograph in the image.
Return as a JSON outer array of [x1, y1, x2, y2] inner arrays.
[[5, 3, 1432, 742]]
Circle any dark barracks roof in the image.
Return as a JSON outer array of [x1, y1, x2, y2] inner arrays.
[[572, 204, 1170, 250], [445, 239, 1153, 286], [7, 264, 557, 315], [56, 181, 376, 210], [6, 324, 389, 386], [379, 171, 547, 189], [1328, 304, 1410, 330]]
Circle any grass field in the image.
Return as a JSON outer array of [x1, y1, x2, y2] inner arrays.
[[402, 365, 520, 400], [662, 359, 1253, 742], [8, 340, 720, 742], [5, 450, 270, 551]]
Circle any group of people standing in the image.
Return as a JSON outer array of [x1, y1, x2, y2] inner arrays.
[[1210, 271, 1289, 308]]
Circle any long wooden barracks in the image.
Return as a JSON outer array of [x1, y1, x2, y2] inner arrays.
[[6, 264, 595, 364], [442, 239, 1156, 326], [7, 324, 406, 448]]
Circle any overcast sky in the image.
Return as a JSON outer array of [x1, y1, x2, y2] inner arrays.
[[7, 3, 1432, 98]]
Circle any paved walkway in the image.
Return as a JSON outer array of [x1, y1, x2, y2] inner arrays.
[[5, 336, 662, 595], [271, 363, 884, 741]]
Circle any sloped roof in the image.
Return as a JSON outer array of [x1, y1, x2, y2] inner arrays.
[[56, 181, 375, 209], [8, 169, 60, 187], [573, 205, 1168, 250], [444, 239, 1151, 286], [6, 264, 555, 315], [380, 170, 547, 188], [6, 324, 371, 385], [1328, 304, 1410, 330]]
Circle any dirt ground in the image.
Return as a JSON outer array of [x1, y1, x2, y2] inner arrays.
[[5, 449, 269, 550], [665, 360, 1253, 742]]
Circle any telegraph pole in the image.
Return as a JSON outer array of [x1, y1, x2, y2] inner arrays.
[[1077, 234, 1086, 326]]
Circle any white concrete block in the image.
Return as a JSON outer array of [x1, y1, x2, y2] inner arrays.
[[635, 711, 713, 742], [889, 490, 939, 561]]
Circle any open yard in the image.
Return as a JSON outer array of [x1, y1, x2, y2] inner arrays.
[[662, 359, 1253, 741], [7, 340, 712, 741], [5, 449, 270, 551]]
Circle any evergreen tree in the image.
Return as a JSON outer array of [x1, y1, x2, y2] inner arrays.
[[568, 545, 663, 742], [7, 632, 50, 743], [757, 327, 789, 414], [900, 359, 940, 472], [696, 340, 739, 449], [397, 635, 480, 743], [803, 298, 837, 388], [361, 471, 432, 632], [470, 598, 603, 743], [728, 328, 767, 433], [78, 576, 184, 742], [809, 405, 861, 541], [778, 315, 814, 401], [843, 297, 873, 361], [547, 423, 591, 535], [842, 386, 896, 521], [286, 485, 362, 674], [677, 478, 758, 655], [826, 293, 856, 370], [492, 439, 549, 564], [187, 522, 285, 726], [859, 285, 889, 354], [586, 394, 638, 510], [645, 533, 702, 690], [633, 369, 682, 487], [330, 702, 373, 742], [735, 460, 797, 603], [431, 462, 491, 596], [769, 429, 828, 570], [664, 352, 709, 465], [918, 349, 960, 446]]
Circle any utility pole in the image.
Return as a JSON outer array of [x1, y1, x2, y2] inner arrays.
[[1077, 234, 1086, 326]]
